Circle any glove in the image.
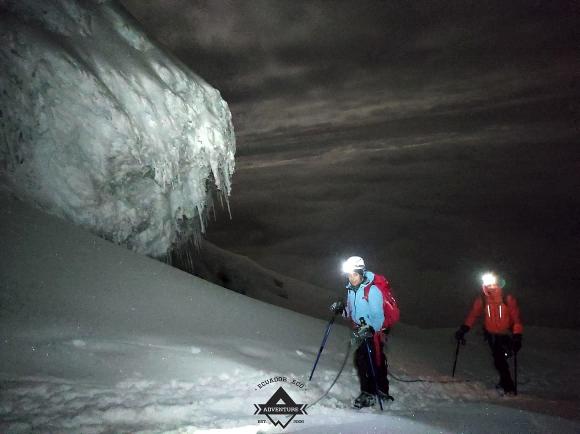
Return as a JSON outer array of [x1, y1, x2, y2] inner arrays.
[[353, 324, 374, 340], [455, 325, 470, 343], [329, 300, 345, 315], [512, 334, 522, 353]]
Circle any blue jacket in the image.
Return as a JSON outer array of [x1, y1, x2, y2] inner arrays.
[[345, 270, 384, 331]]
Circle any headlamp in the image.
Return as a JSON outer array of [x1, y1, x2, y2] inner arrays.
[[341, 256, 365, 275], [481, 272, 497, 286], [342, 261, 354, 274]]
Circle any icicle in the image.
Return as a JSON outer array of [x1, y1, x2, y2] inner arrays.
[[197, 203, 205, 233], [186, 244, 192, 273], [189, 237, 195, 272], [224, 191, 232, 220]]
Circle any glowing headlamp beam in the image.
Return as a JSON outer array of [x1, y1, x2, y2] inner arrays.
[[481, 272, 497, 286], [342, 262, 353, 274]]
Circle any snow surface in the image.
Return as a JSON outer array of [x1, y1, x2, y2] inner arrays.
[[0, 0, 235, 257], [2, 192, 579, 433]]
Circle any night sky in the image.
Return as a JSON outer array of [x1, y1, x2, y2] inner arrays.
[[120, 0, 579, 327]]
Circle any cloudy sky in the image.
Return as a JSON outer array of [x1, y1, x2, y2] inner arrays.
[[120, 0, 579, 327]]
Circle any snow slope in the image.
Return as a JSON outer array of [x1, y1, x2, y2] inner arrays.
[[1, 191, 579, 433], [0, 0, 235, 257]]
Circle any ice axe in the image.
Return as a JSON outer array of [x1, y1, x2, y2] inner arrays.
[[452, 336, 466, 377], [364, 338, 384, 411], [514, 352, 518, 395], [360, 318, 383, 411], [309, 314, 335, 381]]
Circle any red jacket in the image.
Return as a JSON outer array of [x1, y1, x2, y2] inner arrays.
[[464, 286, 523, 335]]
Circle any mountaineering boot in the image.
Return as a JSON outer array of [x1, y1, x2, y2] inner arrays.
[[496, 383, 516, 397], [353, 392, 375, 409]]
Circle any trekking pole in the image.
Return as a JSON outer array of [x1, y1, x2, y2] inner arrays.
[[364, 338, 383, 411], [309, 315, 336, 381], [451, 337, 465, 378], [514, 352, 518, 396]]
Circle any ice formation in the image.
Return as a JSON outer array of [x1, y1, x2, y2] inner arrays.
[[0, 0, 235, 256]]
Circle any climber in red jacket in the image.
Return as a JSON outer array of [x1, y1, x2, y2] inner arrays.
[[455, 272, 523, 395]]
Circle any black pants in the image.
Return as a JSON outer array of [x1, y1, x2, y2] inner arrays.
[[354, 337, 389, 394], [485, 332, 515, 392]]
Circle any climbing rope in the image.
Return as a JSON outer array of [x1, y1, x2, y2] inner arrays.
[[389, 371, 529, 385], [307, 339, 352, 408], [388, 371, 472, 383]]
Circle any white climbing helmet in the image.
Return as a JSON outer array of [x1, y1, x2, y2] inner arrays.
[[342, 256, 366, 274]]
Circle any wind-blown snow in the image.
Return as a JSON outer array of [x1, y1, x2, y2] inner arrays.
[[0, 0, 235, 256], [1, 192, 579, 433]]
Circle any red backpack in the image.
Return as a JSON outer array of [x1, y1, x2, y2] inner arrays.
[[362, 274, 400, 329]]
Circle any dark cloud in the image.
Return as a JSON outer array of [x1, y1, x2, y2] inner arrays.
[[121, 1, 579, 100], [121, 0, 579, 145], [120, 0, 580, 327]]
